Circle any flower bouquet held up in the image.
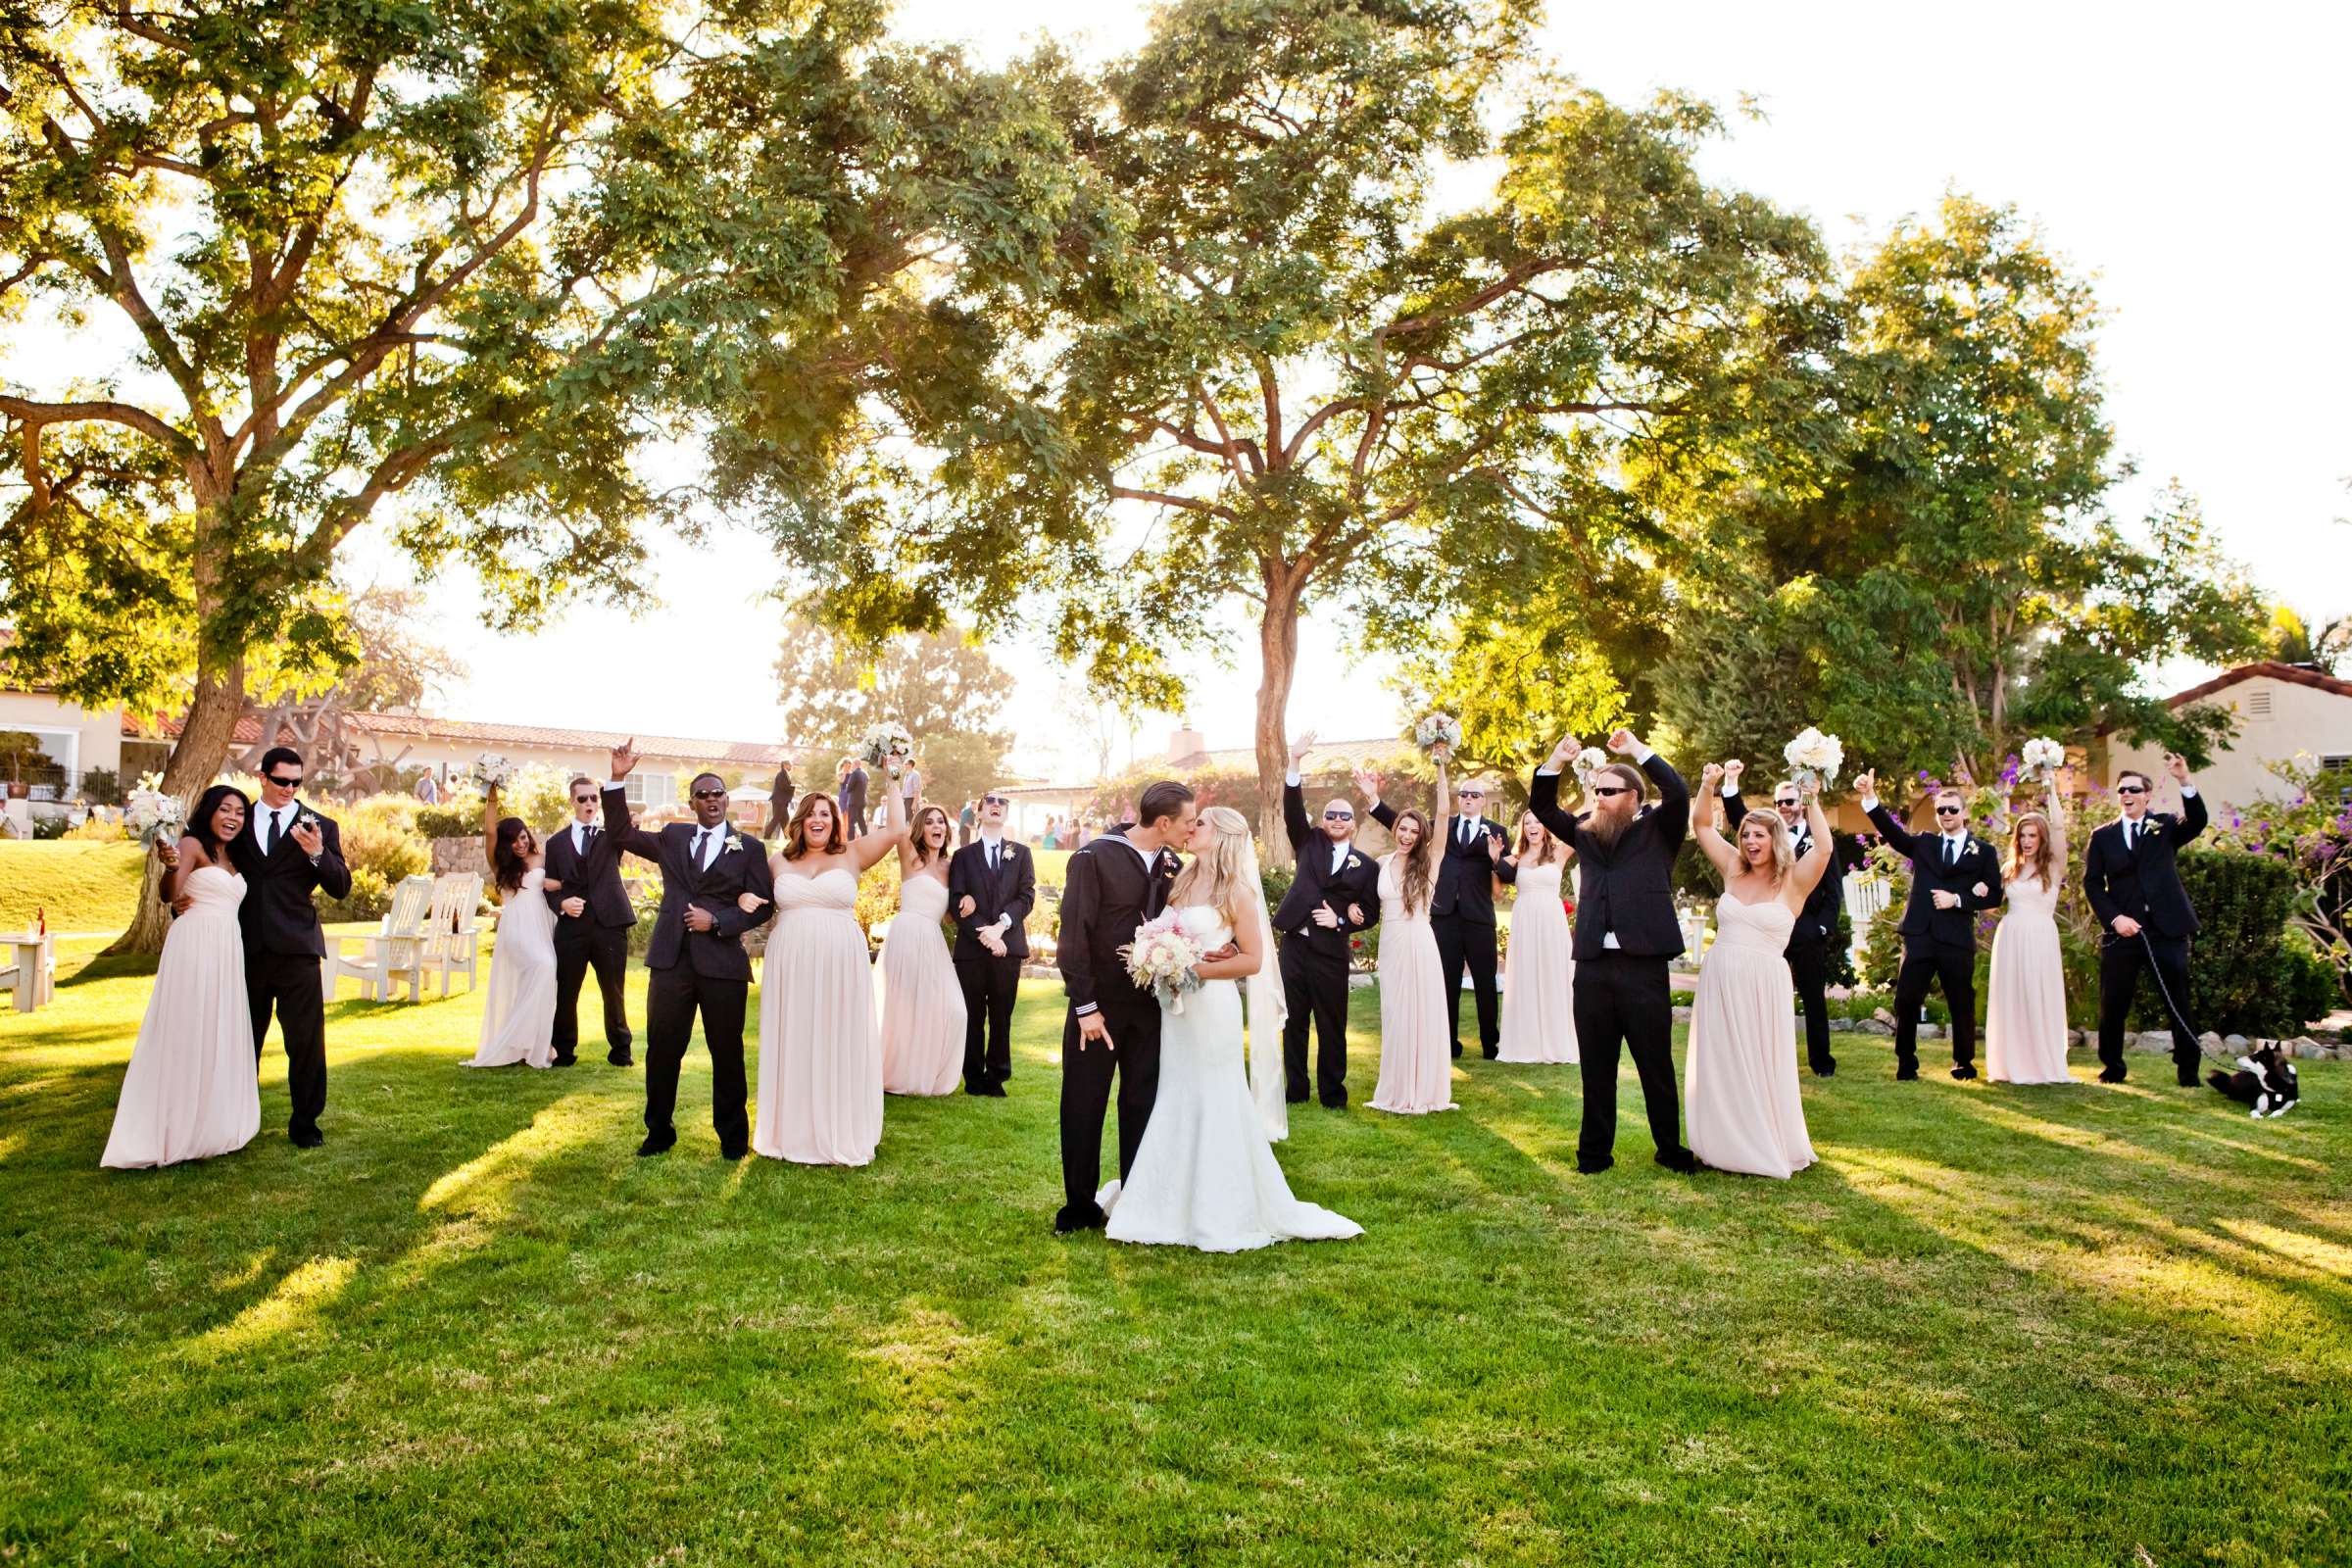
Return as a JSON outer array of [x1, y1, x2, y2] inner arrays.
[[124, 773, 185, 847], [2020, 736, 2066, 786], [1121, 908, 1210, 1014], [1410, 712, 1462, 755], [1569, 746, 1610, 797], [472, 753, 514, 790], [1783, 727, 1844, 792], [861, 720, 914, 773]]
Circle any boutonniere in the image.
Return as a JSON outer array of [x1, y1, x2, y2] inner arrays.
[[723, 834, 746, 855], [1346, 854, 1362, 869]]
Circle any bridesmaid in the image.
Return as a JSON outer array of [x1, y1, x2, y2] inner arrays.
[[463, 783, 560, 1070], [1355, 752, 1454, 1114], [104, 786, 263, 1168], [747, 767, 905, 1164], [877, 801, 967, 1096], [1497, 809, 1579, 1064], [1986, 781, 2074, 1084], [1684, 766, 1834, 1179]]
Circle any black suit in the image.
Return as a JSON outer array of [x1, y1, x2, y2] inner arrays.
[[604, 785, 774, 1150], [1276, 779, 1383, 1105], [2083, 793, 2207, 1080], [1728, 788, 1842, 1074], [947, 836, 1036, 1088], [541, 818, 635, 1063], [1530, 754, 1692, 1172], [1054, 829, 1178, 1229], [1866, 802, 2003, 1075], [226, 800, 351, 1141], [839, 767, 868, 841], [1369, 801, 1515, 1056]]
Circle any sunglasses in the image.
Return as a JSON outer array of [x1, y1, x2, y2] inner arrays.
[[572, 793, 597, 804], [1775, 799, 1801, 809], [1322, 810, 1353, 821], [1457, 790, 1486, 799], [265, 773, 302, 788], [982, 795, 1007, 807], [1935, 805, 1965, 815], [1592, 785, 1632, 799], [691, 788, 727, 801], [2115, 784, 2146, 796]]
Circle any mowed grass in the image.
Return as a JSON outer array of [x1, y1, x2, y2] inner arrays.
[[1, 944, 2347, 1566], [0, 841, 147, 933]]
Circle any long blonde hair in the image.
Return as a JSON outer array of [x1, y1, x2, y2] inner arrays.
[[1734, 808, 1795, 887], [2007, 810, 2058, 888], [1169, 806, 1254, 928]]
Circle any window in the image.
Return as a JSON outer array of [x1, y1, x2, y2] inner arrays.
[[625, 771, 675, 808], [2245, 687, 2274, 720]]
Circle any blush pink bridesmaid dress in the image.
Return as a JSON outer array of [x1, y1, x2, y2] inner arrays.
[[877, 872, 965, 1096], [754, 866, 884, 1164], [1986, 872, 2074, 1084], [1368, 856, 1455, 1114], [1686, 894, 1815, 1179]]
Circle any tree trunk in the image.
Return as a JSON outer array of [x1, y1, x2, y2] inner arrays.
[[103, 651, 245, 956], [1254, 576, 1302, 869]]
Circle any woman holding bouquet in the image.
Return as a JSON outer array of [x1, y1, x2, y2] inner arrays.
[[877, 802, 967, 1096], [1985, 778, 2074, 1084], [1497, 810, 1579, 1064], [748, 766, 906, 1164], [1353, 755, 1454, 1114], [464, 782, 561, 1069], [1683, 766, 1834, 1179], [103, 786, 263, 1168]]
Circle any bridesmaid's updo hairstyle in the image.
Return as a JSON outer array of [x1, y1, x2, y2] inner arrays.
[[491, 816, 534, 895], [782, 790, 843, 861], [188, 784, 251, 858], [1735, 808, 1794, 887]]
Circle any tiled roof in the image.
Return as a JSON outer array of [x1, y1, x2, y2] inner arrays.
[[2167, 661, 2352, 707], [124, 708, 792, 763], [1169, 737, 1407, 770]]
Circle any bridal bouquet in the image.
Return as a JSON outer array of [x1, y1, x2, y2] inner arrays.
[[860, 720, 914, 770], [124, 773, 185, 847], [471, 753, 514, 790], [1121, 908, 1209, 1013], [2020, 736, 2066, 785], [1782, 727, 1844, 791], [1410, 712, 1462, 754], [1569, 746, 1610, 795]]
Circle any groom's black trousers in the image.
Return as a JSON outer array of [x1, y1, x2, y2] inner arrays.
[[1570, 953, 1683, 1167], [643, 965, 749, 1149], [246, 950, 327, 1138], [1278, 934, 1351, 1105], [1058, 998, 1161, 1219]]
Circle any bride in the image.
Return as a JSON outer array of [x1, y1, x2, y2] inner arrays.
[[1102, 806, 1362, 1252]]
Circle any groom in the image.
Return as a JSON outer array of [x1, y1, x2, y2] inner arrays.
[[226, 746, 351, 1148], [1054, 778, 1195, 1233]]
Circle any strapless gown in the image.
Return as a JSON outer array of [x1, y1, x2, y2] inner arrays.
[[102, 866, 261, 1168], [1987, 873, 2073, 1084], [1369, 857, 1454, 1114], [877, 872, 965, 1096], [756, 865, 884, 1164], [1103, 906, 1362, 1251], [1498, 860, 1578, 1063], [466, 866, 556, 1068], [1687, 894, 1816, 1179]]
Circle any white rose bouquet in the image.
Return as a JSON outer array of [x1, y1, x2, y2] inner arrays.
[[1570, 746, 1610, 796], [2020, 736, 2066, 785], [1782, 727, 1844, 791], [1410, 712, 1463, 754], [1121, 908, 1210, 1014], [124, 773, 186, 847], [472, 753, 514, 790], [860, 721, 914, 770]]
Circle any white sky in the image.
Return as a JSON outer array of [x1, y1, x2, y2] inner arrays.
[[136, 2, 2352, 774]]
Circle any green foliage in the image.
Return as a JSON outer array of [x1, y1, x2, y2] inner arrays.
[[774, 620, 1013, 812], [2142, 852, 2334, 1036], [316, 866, 393, 925], [337, 796, 430, 887], [27, 813, 70, 840], [2204, 756, 2352, 1007], [75, 767, 122, 808]]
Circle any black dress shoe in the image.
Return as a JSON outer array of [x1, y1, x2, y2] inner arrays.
[[1950, 1063, 1978, 1081], [552, 1053, 579, 1068], [1575, 1155, 1615, 1175], [1054, 1201, 1108, 1234], [1286, 1092, 1311, 1104], [1895, 1065, 1920, 1082], [2098, 1064, 2128, 1084], [1320, 1097, 1348, 1110], [720, 1144, 750, 1160], [636, 1131, 676, 1157], [1654, 1148, 1698, 1174], [1449, 1040, 1464, 1059], [1482, 1045, 1499, 1060], [608, 1050, 635, 1067], [980, 1081, 1007, 1098], [2176, 1066, 2202, 1088], [289, 1127, 324, 1150], [1811, 1057, 1838, 1077]]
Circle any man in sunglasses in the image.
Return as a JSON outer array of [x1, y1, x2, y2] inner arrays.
[[1368, 757, 1517, 1060], [225, 746, 350, 1148], [542, 774, 636, 1067], [1857, 770, 2004, 1081], [949, 789, 1035, 1096], [1274, 733, 1381, 1107], [603, 741, 774, 1157], [1721, 763, 1842, 1077], [1530, 728, 1696, 1175], [2082, 753, 2207, 1086]]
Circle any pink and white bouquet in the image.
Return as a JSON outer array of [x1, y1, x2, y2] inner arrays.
[[1570, 746, 1610, 796], [1410, 712, 1462, 754], [124, 772, 185, 847], [1782, 727, 1844, 791], [1121, 908, 1209, 1012], [471, 753, 514, 789], [2020, 736, 2066, 786], [860, 720, 913, 770]]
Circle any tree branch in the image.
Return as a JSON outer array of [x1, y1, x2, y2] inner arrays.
[[1108, 484, 1239, 522]]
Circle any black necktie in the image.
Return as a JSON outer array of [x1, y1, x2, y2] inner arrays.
[[1459, 819, 1472, 847], [1944, 837, 1957, 867], [265, 809, 279, 855], [692, 828, 709, 868]]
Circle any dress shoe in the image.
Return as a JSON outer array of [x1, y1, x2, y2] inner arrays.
[[1811, 1057, 1838, 1077], [2176, 1066, 2202, 1088], [1950, 1063, 1978, 1082], [1575, 1155, 1615, 1175], [1449, 1040, 1464, 1059], [2097, 1064, 2128, 1084], [1654, 1148, 1698, 1175], [720, 1144, 750, 1160], [1320, 1097, 1348, 1110], [1054, 1201, 1108, 1234], [608, 1050, 635, 1067], [977, 1081, 1007, 1098], [289, 1127, 324, 1150], [1894, 1064, 1920, 1082], [636, 1130, 676, 1157], [552, 1053, 579, 1068], [1482, 1045, 1499, 1060], [1285, 1092, 1311, 1104]]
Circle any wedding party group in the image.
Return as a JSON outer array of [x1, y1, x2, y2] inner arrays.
[[96, 718, 2216, 1255]]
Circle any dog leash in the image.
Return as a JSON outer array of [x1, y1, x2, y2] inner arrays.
[[2136, 927, 2197, 1053]]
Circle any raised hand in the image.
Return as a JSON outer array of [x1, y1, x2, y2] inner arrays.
[[610, 737, 639, 779], [1701, 760, 1725, 791], [1291, 732, 1316, 766], [2164, 751, 2190, 783], [1486, 834, 1503, 862], [1853, 768, 1879, 800], [1607, 727, 1639, 756], [1722, 760, 1744, 789], [1801, 776, 1821, 801], [154, 837, 180, 867], [1546, 735, 1582, 768], [1350, 767, 1380, 801]]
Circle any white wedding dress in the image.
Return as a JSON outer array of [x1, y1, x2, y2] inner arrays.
[[101, 865, 261, 1168], [1102, 905, 1363, 1252], [465, 867, 556, 1069]]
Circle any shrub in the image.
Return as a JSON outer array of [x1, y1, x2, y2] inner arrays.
[[28, 813, 71, 840], [65, 814, 127, 842], [338, 795, 430, 885], [2132, 851, 2334, 1036], [77, 766, 124, 807], [317, 866, 393, 923]]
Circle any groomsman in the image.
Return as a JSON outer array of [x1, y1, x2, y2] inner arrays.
[[2083, 753, 2207, 1086], [1723, 764, 1842, 1076], [542, 774, 635, 1067], [224, 746, 351, 1148], [949, 789, 1036, 1096], [838, 758, 869, 841], [1530, 730, 1696, 1175], [1858, 771, 2003, 1081], [605, 741, 773, 1157], [1277, 734, 1382, 1107], [1374, 766, 1515, 1058]]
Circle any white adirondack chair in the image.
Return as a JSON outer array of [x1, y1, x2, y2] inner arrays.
[[322, 874, 436, 1002], [420, 871, 483, 997]]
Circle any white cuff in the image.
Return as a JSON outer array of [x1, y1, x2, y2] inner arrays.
[[1859, 797, 1880, 814], [2180, 785, 2197, 798], [1720, 782, 1740, 797], [1284, 770, 1301, 787], [1632, 743, 1654, 764], [1535, 766, 1560, 778], [1074, 1002, 1098, 1017]]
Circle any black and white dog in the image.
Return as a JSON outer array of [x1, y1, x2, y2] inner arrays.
[[2206, 1044, 2300, 1118]]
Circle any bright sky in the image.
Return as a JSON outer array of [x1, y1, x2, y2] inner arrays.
[[309, 1, 2352, 775]]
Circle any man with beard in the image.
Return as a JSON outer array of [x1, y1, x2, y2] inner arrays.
[[1529, 729, 1697, 1176]]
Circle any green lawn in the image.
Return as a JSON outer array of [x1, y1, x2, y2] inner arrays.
[[2, 948, 2346, 1565], [0, 841, 146, 933]]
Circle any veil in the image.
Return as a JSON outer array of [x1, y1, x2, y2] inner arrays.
[[1232, 830, 1291, 1143]]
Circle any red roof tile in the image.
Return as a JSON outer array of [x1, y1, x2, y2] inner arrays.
[[2167, 661, 2352, 708]]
